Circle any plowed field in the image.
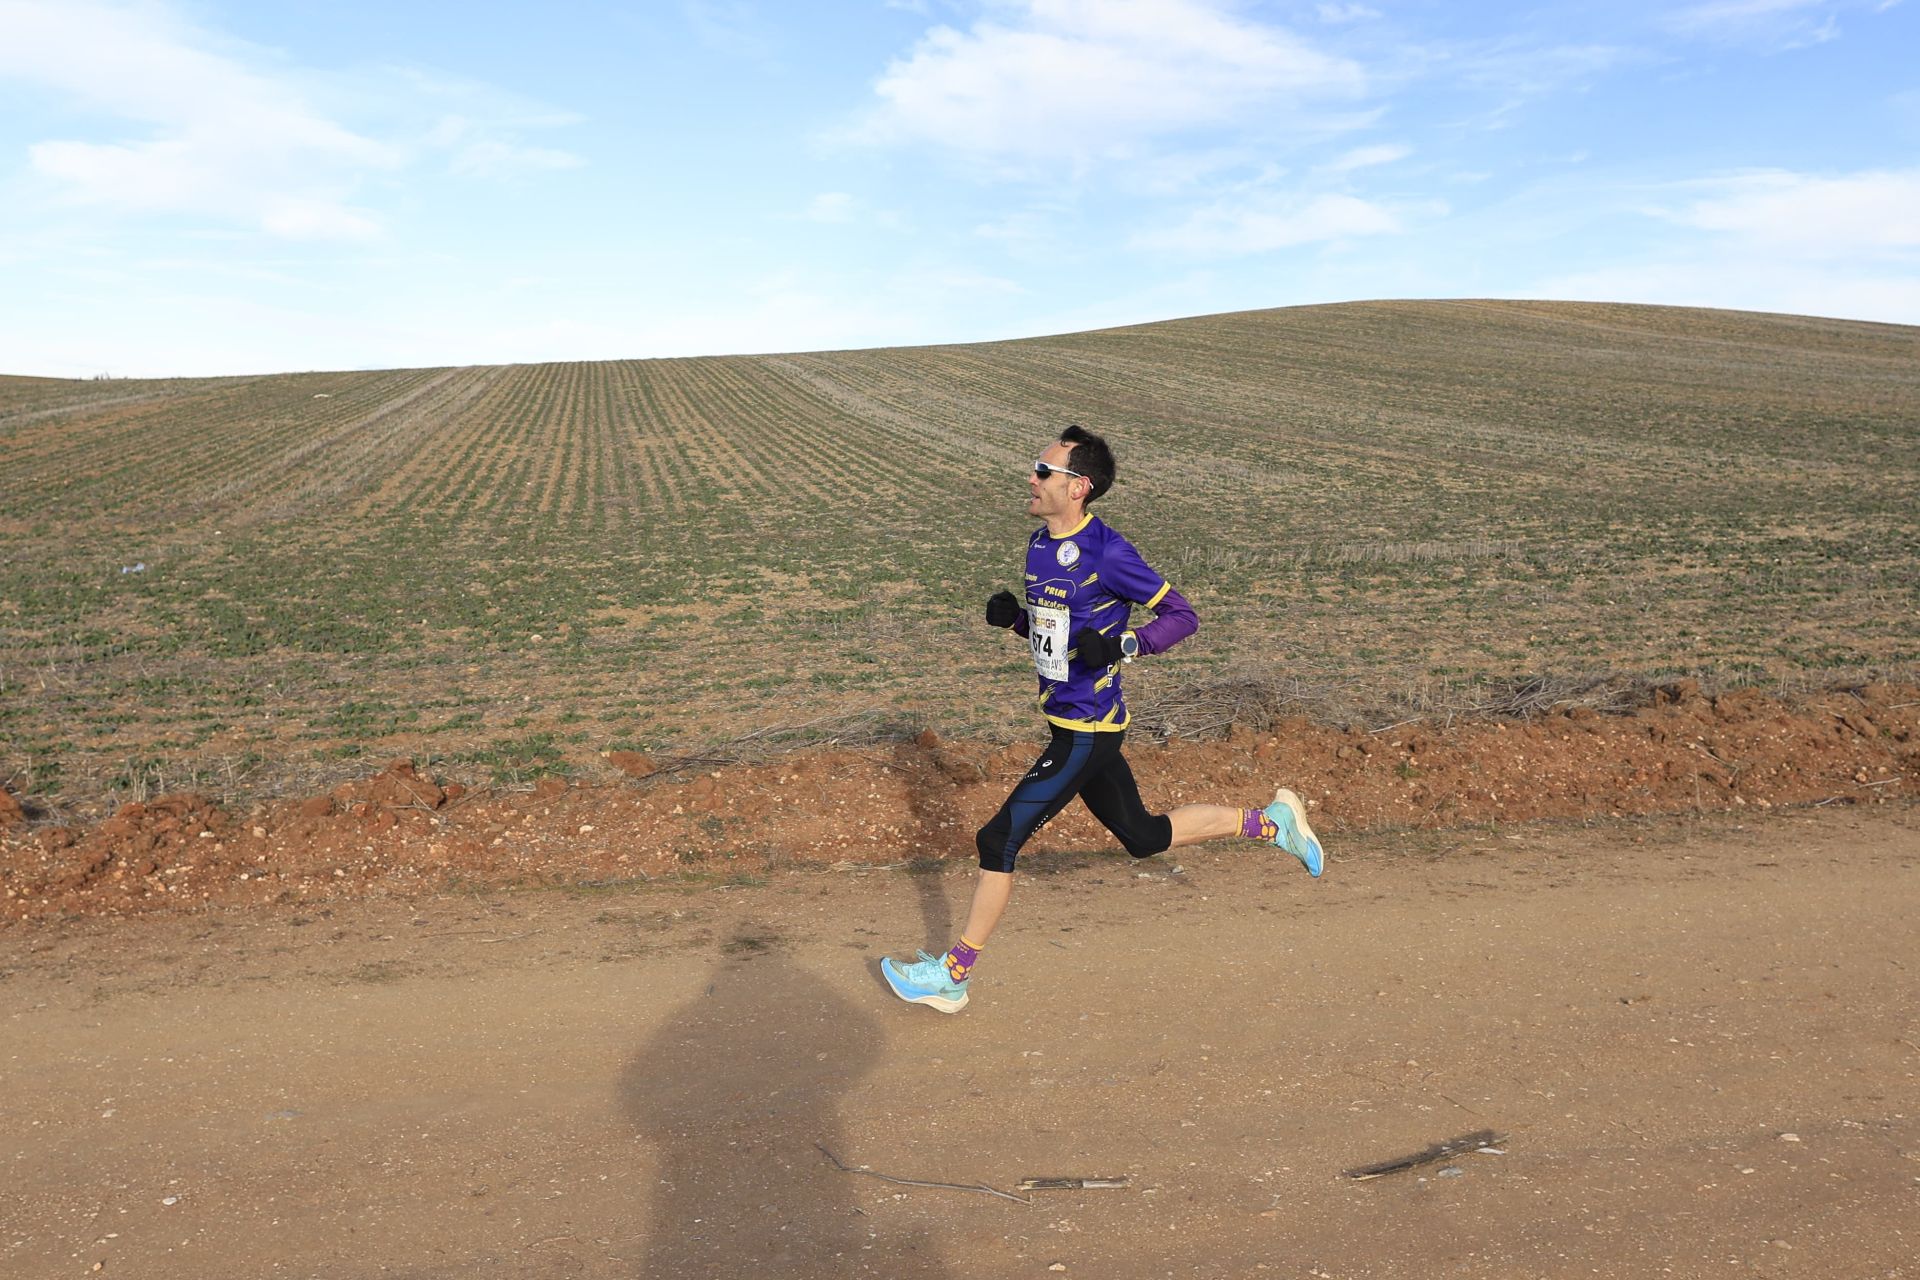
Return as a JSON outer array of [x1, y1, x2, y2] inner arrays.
[[2, 300, 1916, 829]]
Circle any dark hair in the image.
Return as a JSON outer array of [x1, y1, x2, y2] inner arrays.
[[1060, 424, 1115, 503]]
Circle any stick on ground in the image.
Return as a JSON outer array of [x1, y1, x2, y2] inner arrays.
[[815, 1143, 1032, 1204], [1342, 1129, 1504, 1181]]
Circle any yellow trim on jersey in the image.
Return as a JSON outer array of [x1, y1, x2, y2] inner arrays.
[[1144, 581, 1171, 608], [1053, 513, 1093, 539], [1093, 672, 1114, 693], [1045, 707, 1129, 733]]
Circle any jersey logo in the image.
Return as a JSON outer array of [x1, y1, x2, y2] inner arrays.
[[1055, 541, 1081, 567]]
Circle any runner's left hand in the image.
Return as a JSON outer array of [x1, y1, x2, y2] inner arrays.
[[1072, 628, 1124, 667]]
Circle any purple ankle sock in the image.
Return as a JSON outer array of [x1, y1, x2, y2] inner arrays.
[[1240, 807, 1273, 840], [944, 937, 981, 984]]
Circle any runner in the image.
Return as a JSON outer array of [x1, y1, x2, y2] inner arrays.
[[882, 425, 1325, 1014]]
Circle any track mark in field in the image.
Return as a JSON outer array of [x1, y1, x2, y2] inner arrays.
[[761, 355, 1032, 488], [0, 388, 181, 437], [689, 360, 853, 512], [207, 367, 479, 525], [348, 366, 511, 521], [417, 364, 545, 522]]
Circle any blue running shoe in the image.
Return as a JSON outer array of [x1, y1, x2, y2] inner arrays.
[[881, 949, 970, 1013], [1263, 787, 1325, 877]]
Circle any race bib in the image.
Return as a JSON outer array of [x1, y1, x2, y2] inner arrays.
[[1028, 600, 1071, 681]]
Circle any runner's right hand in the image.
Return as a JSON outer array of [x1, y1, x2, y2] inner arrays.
[[986, 590, 1021, 628]]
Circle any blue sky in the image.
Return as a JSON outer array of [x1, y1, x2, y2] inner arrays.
[[2, 0, 1916, 376]]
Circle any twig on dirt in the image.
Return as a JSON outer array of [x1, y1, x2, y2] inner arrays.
[[1341, 1129, 1504, 1181], [1695, 742, 1741, 773], [387, 799, 444, 814], [436, 786, 495, 814], [1860, 777, 1903, 788], [422, 927, 540, 942], [646, 754, 741, 778], [1016, 1176, 1131, 1191], [815, 1143, 1031, 1204], [571, 873, 652, 888], [1369, 717, 1421, 735]]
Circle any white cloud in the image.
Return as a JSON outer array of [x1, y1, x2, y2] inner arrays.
[[1659, 168, 1920, 255], [426, 116, 584, 179], [681, 0, 777, 63], [444, 139, 583, 179], [804, 192, 858, 223], [1445, 40, 1631, 98], [390, 71, 586, 179], [792, 192, 904, 230], [1317, 3, 1381, 22], [1668, 0, 1827, 26], [1323, 143, 1411, 172], [854, 0, 1365, 162], [0, 1, 585, 238], [974, 210, 1051, 243], [1525, 165, 1920, 325], [1133, 192, 1422, 255], [1665, 0, 1828, 32], [0, 0, 398, 238], [1660, 0, 1896, 47]]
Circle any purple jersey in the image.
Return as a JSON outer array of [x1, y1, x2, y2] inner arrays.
[[1017, 514, 1178, 732]]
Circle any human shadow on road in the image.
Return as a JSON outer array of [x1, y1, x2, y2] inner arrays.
[[890, 740, 981, 952], [621, 947, 954, 1279]]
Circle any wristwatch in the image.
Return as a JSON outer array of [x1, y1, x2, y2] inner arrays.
[[1119, 631, 1140, 663]]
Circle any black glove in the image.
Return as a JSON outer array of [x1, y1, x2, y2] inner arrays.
[[986, 590, 1021, 628], [1073, 628, 1124, 667]]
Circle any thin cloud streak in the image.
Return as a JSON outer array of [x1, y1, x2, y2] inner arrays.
[[1659, 168, 1920, 253], [1132, 192, 1420, 255], [851, 0, 1366, 162]]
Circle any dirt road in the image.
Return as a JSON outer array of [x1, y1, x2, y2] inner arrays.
[[4, 807, 1916, 1278]]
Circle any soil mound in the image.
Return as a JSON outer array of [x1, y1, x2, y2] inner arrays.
[[5, 683, 1915, 924]]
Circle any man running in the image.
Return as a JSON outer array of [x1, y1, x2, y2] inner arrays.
[[882, 425, 1325, 1014]]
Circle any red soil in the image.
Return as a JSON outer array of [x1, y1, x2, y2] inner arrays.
[[4, 682, 1915, 924]]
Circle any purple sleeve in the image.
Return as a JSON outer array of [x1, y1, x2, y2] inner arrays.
[[1012, 611, 1030, 639], [1134, 586, 1197, 655]]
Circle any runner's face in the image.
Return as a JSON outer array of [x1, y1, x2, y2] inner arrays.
[[1028, 441, 1084, 519]]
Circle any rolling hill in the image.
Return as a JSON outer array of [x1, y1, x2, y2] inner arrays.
[[2, 300, 1915, 811]]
